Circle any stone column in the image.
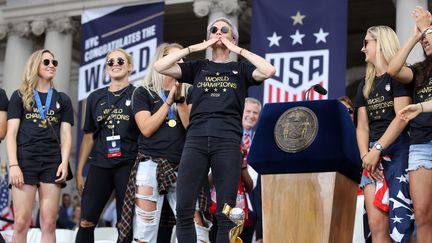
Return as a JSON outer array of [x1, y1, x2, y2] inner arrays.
[[395, 0, 427, 64], [2, 21, 33, 96], [193, 0, 243, 60], [44, 17, 75, 94]]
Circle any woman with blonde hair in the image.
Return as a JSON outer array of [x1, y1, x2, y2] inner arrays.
[[355, 26, 413, 242], [388, 6, 432, 242], [118, 43, 211, 243], [75, 48, 139, 243], [7, 49, 74, 243]]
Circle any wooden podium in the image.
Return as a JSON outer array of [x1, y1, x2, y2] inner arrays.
[[248, 100, 362, 243]]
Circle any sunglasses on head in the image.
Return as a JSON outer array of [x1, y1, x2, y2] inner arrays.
[[347, 108, 354, 114], [106, 57, 126, 67], [210, 26, 230, 34], [363, 39, 375, 48], [42, 59, 58, 67]]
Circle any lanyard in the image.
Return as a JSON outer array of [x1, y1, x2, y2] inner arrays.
[[34, 88, 53, 120], [106, 87, 126, 136], [159, 90, 175, 120]]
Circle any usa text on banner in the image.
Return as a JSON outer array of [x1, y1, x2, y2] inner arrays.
[[250, 0, 347, 104]]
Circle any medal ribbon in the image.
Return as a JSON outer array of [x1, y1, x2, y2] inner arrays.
[[34, 88, 53, 121], [159, 90, 175, 121]]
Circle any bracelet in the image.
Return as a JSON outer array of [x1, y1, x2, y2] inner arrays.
[[165, 101, 172, 107], [420, 103, 424, 112], [239, 48, 244, 55], [361, 153, 367, 160], [187, 47, 191, 54], [9, 164, 19, 168]]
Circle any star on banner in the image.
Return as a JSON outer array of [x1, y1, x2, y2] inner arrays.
[[291, 11, 305, 25], [267, 32, 282, 47], [313, 28, 329, 43], [290, 30, 305, 45]]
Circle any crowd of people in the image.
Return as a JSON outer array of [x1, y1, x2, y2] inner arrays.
[[2, 5, 432, 243], [1, 17, 274, 243]]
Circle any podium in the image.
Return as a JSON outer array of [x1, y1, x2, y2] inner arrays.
[[248, 100, 361, 243]]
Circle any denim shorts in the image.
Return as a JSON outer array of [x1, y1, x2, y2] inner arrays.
[[407, 142, 432, 172]]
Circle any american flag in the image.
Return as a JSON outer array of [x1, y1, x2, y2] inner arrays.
[[0, 170, 13, 230], [363, 155, 414, 242]]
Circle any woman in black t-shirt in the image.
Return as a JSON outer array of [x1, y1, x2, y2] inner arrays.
[[7, 49, 74, 243], [355, 26, 413, 242], [118, 43, 205, 243], [154, 17, 275, 243], [387, 6, 432, 242], [75, 48, 138, 243]]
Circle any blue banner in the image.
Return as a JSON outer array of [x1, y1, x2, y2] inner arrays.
[[78, 2, 164, 100], [250, 0, 347, 104]]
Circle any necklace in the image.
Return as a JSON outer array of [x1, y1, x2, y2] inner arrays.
[[109, 85, 129, 97]]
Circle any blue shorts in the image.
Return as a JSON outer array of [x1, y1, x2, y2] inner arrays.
[[407, 142, 432, 172]]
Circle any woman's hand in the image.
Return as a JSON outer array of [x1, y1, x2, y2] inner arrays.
[[412, 6, 432, 32], [166, 82, 179, 106], [362, 149, 384, 181], [220, 37, 241, 54], [399, 103, 422, 121], [174, 82, 183, 101], [76, 174, 85, 196], [55, 161, 68, 183], [188, 39, 218, 53], [9, 165, 24, 188]]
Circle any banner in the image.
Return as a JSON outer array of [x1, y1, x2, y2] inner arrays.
[[250, 0, 347, 104], [78, 2, 164, 101]]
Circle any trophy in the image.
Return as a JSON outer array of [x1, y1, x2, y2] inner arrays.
[[222, 203, 245, 243]]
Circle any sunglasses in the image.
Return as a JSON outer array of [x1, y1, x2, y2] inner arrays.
[[363, 39, 375, 48], [42, 59, 58, 67], [210, 26, 230, 34], [347, 108, 354, 114], [106, 57, 126, 67]]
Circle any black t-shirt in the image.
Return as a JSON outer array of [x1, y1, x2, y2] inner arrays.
[[8, 89, 74, 161], [408, 66, 432, 144], [178, 59, 260, 141], [0, 89, 9, 112], [83, 85, 139, 168], [132, 86, 191, 163], [354, 73, 411, 142]]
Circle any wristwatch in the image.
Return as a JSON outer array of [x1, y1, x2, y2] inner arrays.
[[374, 142, 383, 152]]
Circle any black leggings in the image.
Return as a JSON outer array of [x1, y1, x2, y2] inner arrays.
[[75, 163, 132, 243], [176, 136, 242, 243]]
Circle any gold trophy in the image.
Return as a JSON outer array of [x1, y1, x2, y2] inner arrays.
[[222, 203, 245, 243]]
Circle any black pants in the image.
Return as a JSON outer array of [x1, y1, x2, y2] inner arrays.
[[176, 136, 242, 243], [75, 163, 132, 243]]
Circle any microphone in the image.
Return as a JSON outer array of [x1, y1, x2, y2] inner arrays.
[[313, 84, 327, 95], [303, 84, 328, 100]]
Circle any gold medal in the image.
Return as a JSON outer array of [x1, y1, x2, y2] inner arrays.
[[168, 119, 177, 127], [39, 119, 47, 128]]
